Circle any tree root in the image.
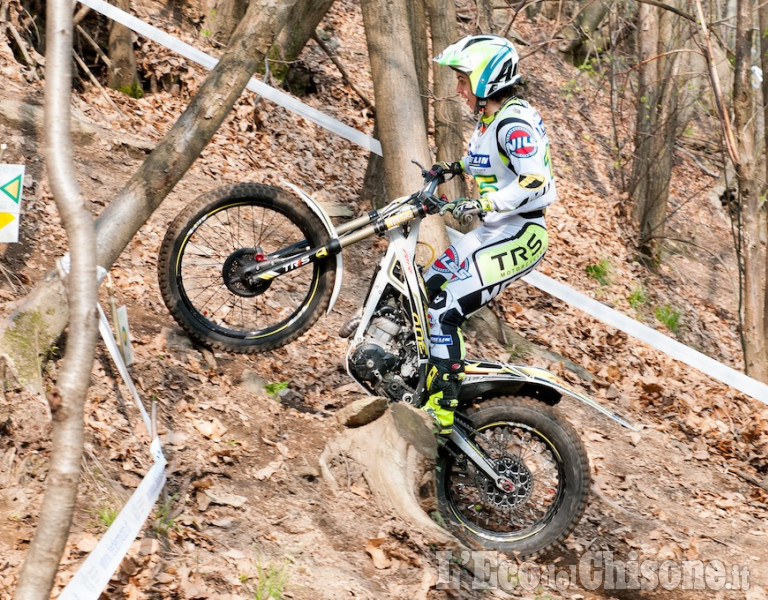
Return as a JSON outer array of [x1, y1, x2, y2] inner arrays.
[[319, 407, 461, 547]]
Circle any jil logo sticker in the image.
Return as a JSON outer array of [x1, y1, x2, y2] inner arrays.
[[505, 125, 537, 158]]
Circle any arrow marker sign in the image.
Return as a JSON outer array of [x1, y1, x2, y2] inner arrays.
[[0, 165, 24, 243]]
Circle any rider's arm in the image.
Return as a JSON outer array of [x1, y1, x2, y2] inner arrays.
[[483, 114, 555, 214]]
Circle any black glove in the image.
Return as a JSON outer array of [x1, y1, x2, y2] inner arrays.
[[431, 161, 463, 177]]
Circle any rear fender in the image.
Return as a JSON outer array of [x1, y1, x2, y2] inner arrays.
[[282, 181, 343, 314]]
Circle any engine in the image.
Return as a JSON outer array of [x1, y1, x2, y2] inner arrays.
[[348, 306, 419, 402]]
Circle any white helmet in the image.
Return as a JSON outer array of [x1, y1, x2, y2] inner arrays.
[[434, 34, 521, 99]]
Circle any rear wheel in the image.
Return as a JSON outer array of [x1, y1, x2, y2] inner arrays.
[[436, 397, 590, 556], [158, 183, 335, 353]]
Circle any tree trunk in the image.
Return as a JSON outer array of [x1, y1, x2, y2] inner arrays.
[[320, 406, 460, 546], [13, 0, 98, 597], [558, 0, 609, 64], [407, 0, 430, 122], [760, 0, 768, 381], [360, 0, 449, 260], [270, 0, 335, 83], [204, 0, 247, 47], [734, 0, 767, 381], [427, 0, 467, 202], [106, 0, 138, 92], [362, 121, 387, 210], [629, 2, 688, 264], [476, 0, 494, 33], [0, 0, 302, 393]]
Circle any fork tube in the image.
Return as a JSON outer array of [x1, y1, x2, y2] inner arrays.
[[449, 427, 509, 489], [335, 213, 375, 236], [338, 224, 377, 247]]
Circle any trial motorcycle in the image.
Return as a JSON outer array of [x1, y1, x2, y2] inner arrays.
[[157, 164, 635, 556]]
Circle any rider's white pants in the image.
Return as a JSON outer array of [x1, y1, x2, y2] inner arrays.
[[425, 214, 548, 361]]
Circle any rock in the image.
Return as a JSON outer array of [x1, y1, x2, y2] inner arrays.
[[241, 369, 267, 396], [389, 403, 438, 459], [335, 396, 388, 428]]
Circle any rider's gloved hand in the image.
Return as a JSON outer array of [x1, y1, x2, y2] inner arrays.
[[429, 161, 463, 179], [440, 197, 494, 219]]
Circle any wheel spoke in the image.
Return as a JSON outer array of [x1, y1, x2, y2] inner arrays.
[[176, 202, 319, 337]]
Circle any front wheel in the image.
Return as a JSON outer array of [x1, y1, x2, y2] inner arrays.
[[158, 183, 335, 353], [436, 397, 590, 557]]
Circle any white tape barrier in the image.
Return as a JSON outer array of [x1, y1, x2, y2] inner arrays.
[[97, 303, 151, 433], [53, 258, 165, 598], [77, 2, 767, 405], [56, 306, 165, 599], [76, 0, 383, 156], [58, 438, 167, 600], [523, 271, 768, 405]]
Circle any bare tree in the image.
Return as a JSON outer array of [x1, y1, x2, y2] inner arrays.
[[204, 0, 247, 46], [475, 0, 494, 33], [0, 0, 304, 392], [629, 1, 692, 263], [558, 0, 609, 63], [272, 0, 335, 82], [106, 0, 138, 93], [693, 0, 767, 381], [13, 0, 98, 596], [359, 0, 449, 257], [731, 0, 767, 380], [427, 0, 467, 202], [407, 0, 430, 121]]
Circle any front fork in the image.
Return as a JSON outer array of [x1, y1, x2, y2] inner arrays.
[[448, 421, 516, 494]]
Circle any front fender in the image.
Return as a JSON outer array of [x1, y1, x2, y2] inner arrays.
[[282, 181, 343, 314]]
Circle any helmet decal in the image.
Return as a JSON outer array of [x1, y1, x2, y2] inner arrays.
[[434, 34, 521, 99]]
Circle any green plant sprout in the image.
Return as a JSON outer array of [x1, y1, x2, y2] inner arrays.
[[585, 259, 612, 286], [265, 381, 289, 401], [627, 286, 648, 309], [655, 304, 681, 334]]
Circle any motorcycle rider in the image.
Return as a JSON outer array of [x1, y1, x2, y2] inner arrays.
[[422, 34, 557, 434]]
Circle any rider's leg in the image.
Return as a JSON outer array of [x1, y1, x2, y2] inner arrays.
[[424, 251, 472, 434], [423, 357, 465, 434], [423, 217, 549, 434]]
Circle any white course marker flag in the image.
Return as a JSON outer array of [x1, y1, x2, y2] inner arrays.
[[80, 0, 768, 406], [0, 164, 24, 243]]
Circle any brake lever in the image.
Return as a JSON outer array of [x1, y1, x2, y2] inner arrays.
[[459, 207, 483, 227]]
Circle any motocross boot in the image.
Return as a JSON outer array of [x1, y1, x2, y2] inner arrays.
[[422, 358, 465, 435]]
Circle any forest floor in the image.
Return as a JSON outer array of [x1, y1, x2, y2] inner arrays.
[[1, 1, 768, 599]]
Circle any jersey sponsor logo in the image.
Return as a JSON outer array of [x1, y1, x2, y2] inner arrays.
[[505, 125, 537, 158], [432, 246, 472, 281], [475, 223, 549, 286], [467, 152, 491, 169], [429, 334, 452, 345]]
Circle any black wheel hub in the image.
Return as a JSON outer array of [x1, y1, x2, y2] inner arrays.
[[477, 455, 533, 508], [222, 248, 270, 297]]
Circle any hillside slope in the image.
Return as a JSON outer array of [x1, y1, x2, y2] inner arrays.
[[1, 2, 767, 599]]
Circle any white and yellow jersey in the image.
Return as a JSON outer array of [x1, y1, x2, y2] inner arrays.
[[461, 98, 557, 225]]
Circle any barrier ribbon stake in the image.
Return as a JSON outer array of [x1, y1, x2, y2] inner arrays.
[[56, 256, 166, 599]]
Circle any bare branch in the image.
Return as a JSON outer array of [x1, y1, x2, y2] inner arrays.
[[312, 32, 373, 108], [692, 0, 740, 167]]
